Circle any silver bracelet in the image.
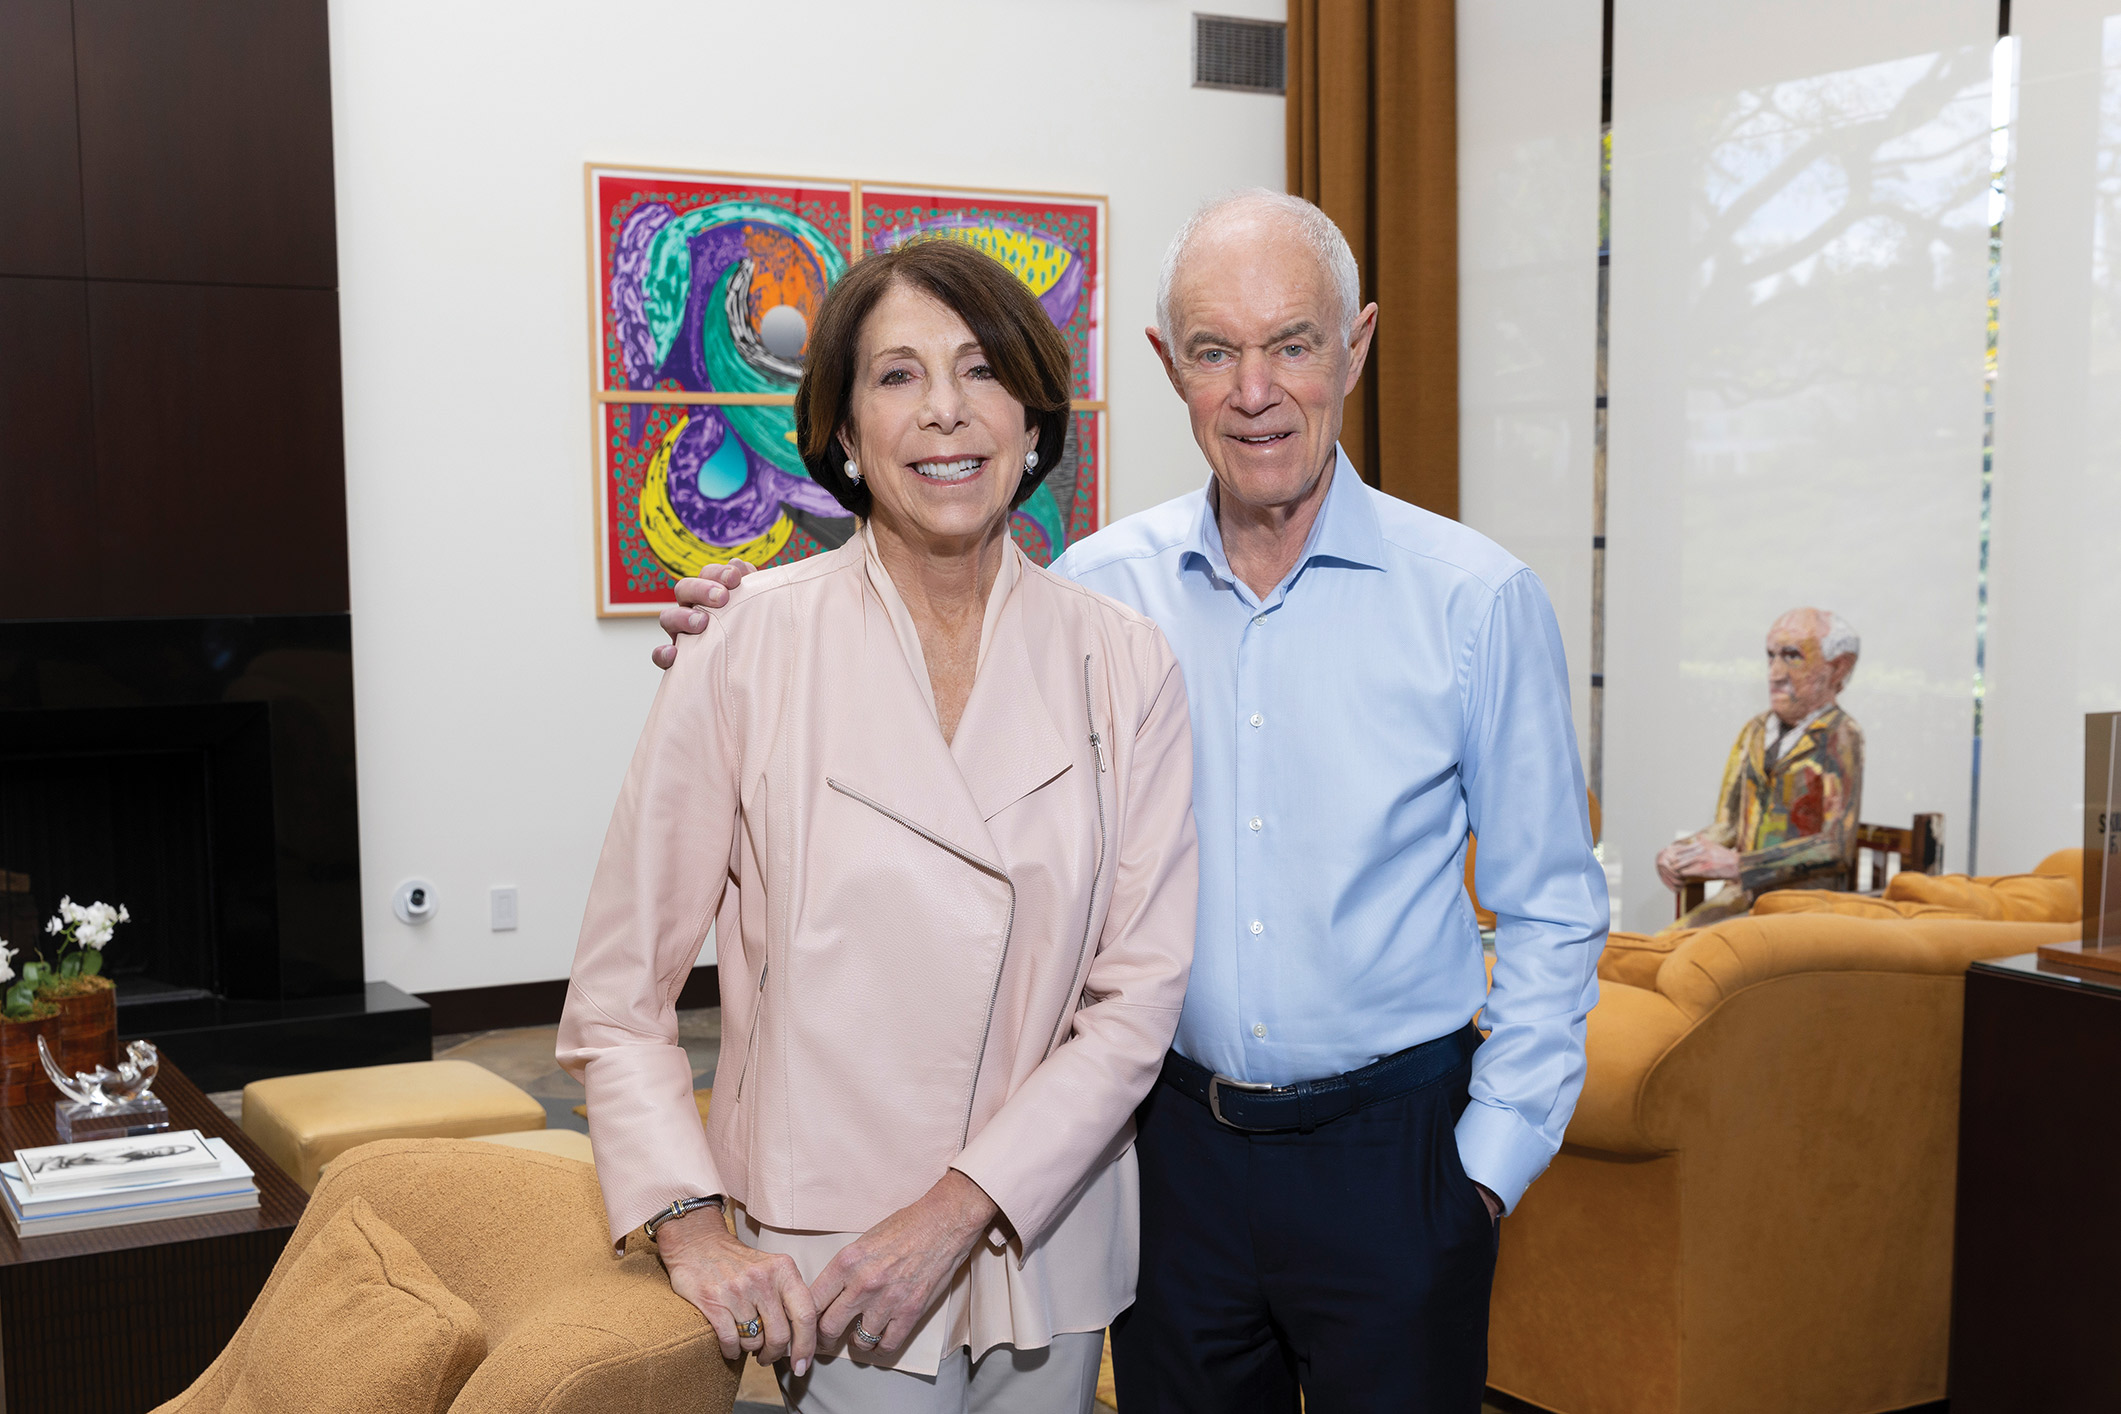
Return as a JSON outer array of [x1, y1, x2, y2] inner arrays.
[[644, 1194, 724, 1240]]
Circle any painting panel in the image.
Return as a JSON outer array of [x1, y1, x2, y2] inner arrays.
[[859, 183, 1107, 402], [591, 167, 856, 613], [863, 184, 1108, 567]]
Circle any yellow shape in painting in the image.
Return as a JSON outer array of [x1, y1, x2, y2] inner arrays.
[[640, 416, 794, 574], [918, 227, 1074, 297]]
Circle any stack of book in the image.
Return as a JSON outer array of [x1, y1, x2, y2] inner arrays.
[[1, 1129, 258, 1237]]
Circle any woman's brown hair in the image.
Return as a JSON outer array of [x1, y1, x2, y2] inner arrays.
[[794, 238, 1073, 518]]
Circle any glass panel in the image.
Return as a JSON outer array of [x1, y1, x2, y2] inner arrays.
[[1978, 4, 2121, 871], [1603, 1, 1996, 927]]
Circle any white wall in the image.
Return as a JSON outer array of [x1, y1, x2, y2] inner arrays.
[[1979, 2, 2121, 871], [1602, 0, 1998, 928], [1456, 0, 1605, 765], [332, 0, 1286, 994]]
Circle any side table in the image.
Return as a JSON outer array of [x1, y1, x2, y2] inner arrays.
[[1949, 953, 2121, 1410], [0, 1054, 306, 1412]]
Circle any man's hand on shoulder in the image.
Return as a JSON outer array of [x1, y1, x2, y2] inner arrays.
[[652, 562, 755, 670]]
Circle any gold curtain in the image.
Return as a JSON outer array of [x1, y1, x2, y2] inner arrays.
[[1287, 0, 1459, 518]]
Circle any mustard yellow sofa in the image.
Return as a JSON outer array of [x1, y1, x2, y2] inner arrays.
[[155, 1137, 737, 1414], [1488, 855, 2081, 1414]]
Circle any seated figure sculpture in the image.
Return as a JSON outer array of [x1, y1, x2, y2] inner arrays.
[[1657, 608, 1865, 929]]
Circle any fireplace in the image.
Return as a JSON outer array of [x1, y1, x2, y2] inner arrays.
[[0, 615, 426, 1089]]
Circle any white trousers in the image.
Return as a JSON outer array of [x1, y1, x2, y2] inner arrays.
[[776, 1332, 1104, 1414]]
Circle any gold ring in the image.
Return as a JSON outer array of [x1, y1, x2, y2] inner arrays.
[[737, 1318, 763, 1340]]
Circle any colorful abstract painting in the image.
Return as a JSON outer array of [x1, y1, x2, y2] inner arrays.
[[589, 166, 1106, 616]]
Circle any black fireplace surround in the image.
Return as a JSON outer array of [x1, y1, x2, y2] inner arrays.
[[0, 615, 426, 1089]]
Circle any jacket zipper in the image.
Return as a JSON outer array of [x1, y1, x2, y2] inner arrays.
[[1048, 655, 1110, 1058], [826, 777, 1017, 1148], [734, 956, 767, 1099]]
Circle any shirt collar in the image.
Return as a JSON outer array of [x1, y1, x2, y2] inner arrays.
[[1182, 444, 1387, 593]]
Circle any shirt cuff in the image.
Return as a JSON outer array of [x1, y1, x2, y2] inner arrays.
[[1454, 1097, 1558, 1215]]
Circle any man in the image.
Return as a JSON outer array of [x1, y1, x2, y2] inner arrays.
[[658, 190, 1605, 1410], [1657, 608, 1865, 929]]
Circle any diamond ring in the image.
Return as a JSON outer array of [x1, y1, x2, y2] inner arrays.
[[853, 1318, 883, 1346], [737, 1318, 763, 1340]]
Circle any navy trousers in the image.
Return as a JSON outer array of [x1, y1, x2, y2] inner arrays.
[[1110, 1057, 1498, 1412]]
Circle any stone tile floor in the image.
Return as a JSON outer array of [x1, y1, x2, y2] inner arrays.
[[208, 1010, 1515, 1413]]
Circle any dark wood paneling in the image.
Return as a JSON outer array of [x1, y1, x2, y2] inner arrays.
[[0, 276, 101, 616], [0, 0, 87, 277], [87, 280, 348, 616], [0, 1057, 305, 1411], [73, 0, 336, 288], [422, 966, 722, 1035], [1949, 961, 2121, 1410]]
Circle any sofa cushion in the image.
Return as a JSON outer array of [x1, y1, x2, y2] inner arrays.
[[222, 1196, 486, 1414], [1755, 865, 2080, 924], [1882, 870, 2078, 921], [1752, 890, 1917, 919]]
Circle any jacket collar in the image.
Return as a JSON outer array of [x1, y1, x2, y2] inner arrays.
[[1752, 704, 1844, 777], [838, 525, 1073, 874]]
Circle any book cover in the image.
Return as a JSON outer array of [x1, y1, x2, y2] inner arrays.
[[15, 1129, 221, 1195]]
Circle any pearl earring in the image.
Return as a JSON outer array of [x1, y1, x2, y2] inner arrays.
[[1025, 451, 1039, 471], [844, 458, 861, 485]]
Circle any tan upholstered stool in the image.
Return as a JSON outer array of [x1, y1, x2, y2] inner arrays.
[[473, 1128, 594, 1165], [242, 1059, 548, 1190]]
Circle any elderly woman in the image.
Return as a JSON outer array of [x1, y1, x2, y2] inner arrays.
[[558, 239, 1197, 1412]]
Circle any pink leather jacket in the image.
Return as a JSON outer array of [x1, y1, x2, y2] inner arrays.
[[558, 535, 1198, 1255]]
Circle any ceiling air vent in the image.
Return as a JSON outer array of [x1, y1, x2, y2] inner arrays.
[[1193, 13, 1286, 95]]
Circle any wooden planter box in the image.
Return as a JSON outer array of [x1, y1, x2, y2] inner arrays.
[[46, 979, 116, 1079], [0, 1012, 59, 1109]]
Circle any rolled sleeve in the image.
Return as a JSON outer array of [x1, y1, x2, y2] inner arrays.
[[1458, 569, 1607, 1213]]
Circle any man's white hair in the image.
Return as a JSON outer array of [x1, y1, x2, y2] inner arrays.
[[1820, 612, 1860, 662], [1155, 188, 1362, 344]]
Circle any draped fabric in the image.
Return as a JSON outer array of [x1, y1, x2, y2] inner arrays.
[[1286, 0, 1460, 517]]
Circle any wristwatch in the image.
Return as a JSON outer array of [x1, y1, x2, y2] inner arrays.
[[644, 1194, 724, 1240]]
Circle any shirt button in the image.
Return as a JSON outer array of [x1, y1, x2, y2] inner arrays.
[[1250, 919, 1264, 935], [1249, 713, 1263, 728], [1253, 1023, 1268, 1039], [1249, 816, 1262, 831], [1252, 615, 1267, 626]]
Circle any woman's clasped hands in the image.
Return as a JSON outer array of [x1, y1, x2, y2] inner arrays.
[[657, 1169, 1003, 1374]]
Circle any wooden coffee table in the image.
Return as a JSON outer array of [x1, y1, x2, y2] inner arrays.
[[0, 1056, 306, 1412]]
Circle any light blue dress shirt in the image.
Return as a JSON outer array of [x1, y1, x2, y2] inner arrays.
[[1052, 448, 1606, 1210]]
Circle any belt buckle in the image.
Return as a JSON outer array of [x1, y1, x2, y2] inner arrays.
[[1207, 1073, 1276, 1131]]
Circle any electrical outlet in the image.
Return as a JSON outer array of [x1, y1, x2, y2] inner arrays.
[[490, 886, 518, 932]]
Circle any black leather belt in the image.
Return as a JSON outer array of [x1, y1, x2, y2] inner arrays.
[[1159, 1024, 1482, 1134]]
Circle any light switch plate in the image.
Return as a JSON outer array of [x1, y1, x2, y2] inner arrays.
[[490, 886, 519, 932]]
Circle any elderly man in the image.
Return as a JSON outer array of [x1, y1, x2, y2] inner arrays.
[[1657, 608, 1865, 929], [657, 190, 1605, 1411]]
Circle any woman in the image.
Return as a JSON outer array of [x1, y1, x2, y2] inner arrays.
[[558, 239, 1198, 1412]]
